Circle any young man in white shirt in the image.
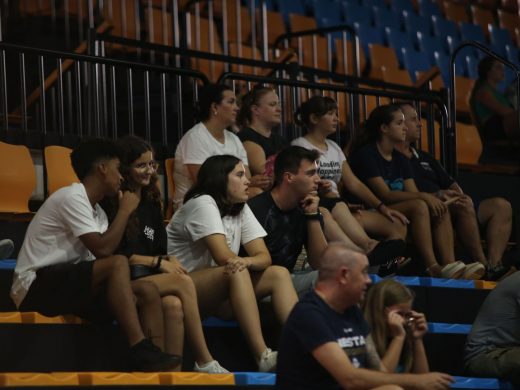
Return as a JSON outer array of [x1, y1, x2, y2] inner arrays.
[[11, 138, 180, 371]]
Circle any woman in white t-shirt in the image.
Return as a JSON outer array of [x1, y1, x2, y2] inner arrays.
[[291, 96, 409, 269], [173, 84, 269, 210], [167, 154, 298, 372]]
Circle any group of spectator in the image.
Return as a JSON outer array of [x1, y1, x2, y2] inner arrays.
[[6, 80, 516, 386]]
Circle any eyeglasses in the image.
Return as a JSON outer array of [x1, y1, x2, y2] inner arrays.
[[132, 161, 158, 171]]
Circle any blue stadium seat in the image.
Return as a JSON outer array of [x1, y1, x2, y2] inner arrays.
[[343, 2, 373, 26], [385, 26, 415, 64], [362, 0, 387, 8], [403, 11, 432, 38], [506, 44, 519, 66], [460, 22, 487, 45], [312, 0, 344, 27], [401, 47, 432, 82], [372, 6, 401, 30], [489, 25, 515, 58], [417, 0, 442, 18], [432, 15, 460, 51], [277, 0, 306, 23], [434, 50, 467, 84], [417, 32, 446, 64], [391, 0, 415, 14], [466, 55, 479, 79], [353, 22, 385, 56]]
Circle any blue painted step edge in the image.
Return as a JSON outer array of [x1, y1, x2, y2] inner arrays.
[[234, 372, 276, 386], [428, 322, 472, 334], [0, 259, 16, 270], [451, 376, 513, 389]]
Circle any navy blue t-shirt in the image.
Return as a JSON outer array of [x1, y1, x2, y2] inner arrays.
[[408, 148, 454, 194], [276, 290, 370, 390], [349, 143, 412, 192]]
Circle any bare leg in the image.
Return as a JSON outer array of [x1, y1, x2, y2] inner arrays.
[[431, 211, 457, 265], [190, 267, 268, 360], [142, 273, 213, 365], [250, 266, 298, 323], [329, 202, 378, 252], [91, 255, 144, 346], [449, 198, 487, 264], [161, 295, 184, 370], [132, 279, 165, 349], [320, 207, 365, 252], [356, 210, 407, 241], [390, 200, 440, 271], [478, 197, 513, 266]]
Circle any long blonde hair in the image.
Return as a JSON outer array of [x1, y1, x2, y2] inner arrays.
[[363, 279, 415, 372]]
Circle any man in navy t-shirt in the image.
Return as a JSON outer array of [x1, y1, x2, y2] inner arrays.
[[395, 102, 513, 280], [276, 244, 453, 390]]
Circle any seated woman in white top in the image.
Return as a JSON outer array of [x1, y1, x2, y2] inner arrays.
[[173, 84, 266, 210], [167, 154, 298, 372], [291, 96, 409, 268]]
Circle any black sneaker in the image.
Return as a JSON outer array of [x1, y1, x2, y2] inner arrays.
[[129, 338, 182, 371], [485, 265, 516, 282], [377, 257, 412, 277]]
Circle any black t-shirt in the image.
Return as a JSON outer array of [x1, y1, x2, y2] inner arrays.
[[349, 143, 413, 192], [276, 290, 371, 390], [408, 148, 454, 193], [238, 127, 288, 158], [247, 191, 308, 272], [117, 200, 167, 257]]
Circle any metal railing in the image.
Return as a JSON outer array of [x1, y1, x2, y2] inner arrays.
[[0, 41, 208, 152]]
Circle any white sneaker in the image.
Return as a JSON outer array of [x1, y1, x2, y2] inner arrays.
[[439, 261, 466, 279], [193, 360, 229, 373], [258, 348, 277, 372], [462, 262, 486, 280], [0, 239, 14, 260]]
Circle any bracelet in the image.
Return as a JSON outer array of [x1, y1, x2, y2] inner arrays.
[[154, 255, 163, 270], [304, 210, 322, 220], [376, 202, 385, 211]]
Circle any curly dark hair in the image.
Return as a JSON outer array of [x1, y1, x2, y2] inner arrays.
[[184, 154, 245, 217]]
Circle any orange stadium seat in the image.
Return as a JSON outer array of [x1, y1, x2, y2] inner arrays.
[[44, 146, 79, 196], [0, 141, 36, 219]]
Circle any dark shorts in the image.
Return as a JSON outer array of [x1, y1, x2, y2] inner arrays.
[[19, 261, 112, 323], [482, 115, 506, 141], [319, 197, 345, 212]]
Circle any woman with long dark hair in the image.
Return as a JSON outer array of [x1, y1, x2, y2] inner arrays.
[[104, 135, 227, 373], [167, 154, 298, 372], [349, 104, 485, 279]]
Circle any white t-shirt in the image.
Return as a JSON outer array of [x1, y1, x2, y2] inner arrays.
[[166, 195, 266, 272], [291, 137, 346, 197], [10, 183, 108, 307], [173, 122, 249, 209]]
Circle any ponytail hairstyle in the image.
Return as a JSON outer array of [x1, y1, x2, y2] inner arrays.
[[363, 279, 415, 373], [237, 85, 277, 128], [294, 95, 338, 132], [348, 104, 403, 156]]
